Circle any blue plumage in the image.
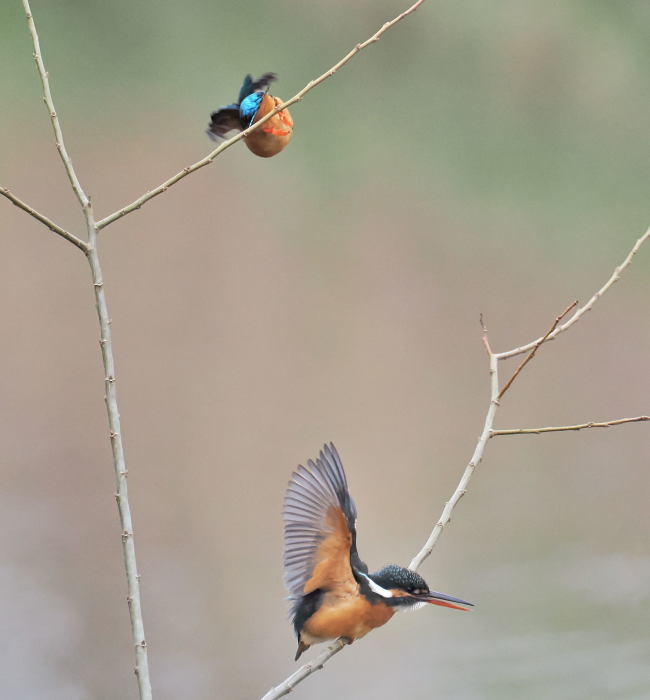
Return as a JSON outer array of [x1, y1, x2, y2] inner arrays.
[[208, 72, 278, 141], [237, 75, 254, 104], [239, 92, 264, 125]]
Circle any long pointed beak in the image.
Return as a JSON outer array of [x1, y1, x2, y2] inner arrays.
[[413, 590, 474, 611]]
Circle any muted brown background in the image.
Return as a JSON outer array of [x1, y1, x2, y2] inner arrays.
[[1, 1, 649, 698]]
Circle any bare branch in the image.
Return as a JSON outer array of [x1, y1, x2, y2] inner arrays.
[[21, 0, 90, 211], [262, 220, 650, 696], [496, 227, 650, 360], [479, 313, 493, 356], [491, 416, 649, 437], [97, 0, 427, 231], [409, 347, 499, 571], [260, 639, 348, 700], [0, 186, 88, 252], [85, 224, 152, 700], [20, 4, 152, 697], [497, 300, 577, 400]]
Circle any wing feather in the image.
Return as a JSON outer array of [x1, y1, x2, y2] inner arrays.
[[206, 106, 241, 141], [283, 443, 361, 604]]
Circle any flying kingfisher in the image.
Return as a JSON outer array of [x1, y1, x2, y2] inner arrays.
[[284, 443, 473, 661], [207, 72, 293, 158]]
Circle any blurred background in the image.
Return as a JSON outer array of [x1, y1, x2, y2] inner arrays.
[[1, 1, 649, 698]]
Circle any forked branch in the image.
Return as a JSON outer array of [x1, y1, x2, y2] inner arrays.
[[96, 0, 427, 230], [18, 2, 152, 698], [262, 229, 649, 698]]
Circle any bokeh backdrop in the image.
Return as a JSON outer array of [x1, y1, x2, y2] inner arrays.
[[1, 1, 649, 698]]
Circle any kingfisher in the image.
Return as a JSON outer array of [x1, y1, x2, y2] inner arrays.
[[284, 443, 473, 661], [207, 72, 293, 158]]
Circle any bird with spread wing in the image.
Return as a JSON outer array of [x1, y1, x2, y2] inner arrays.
[[283, 443, 473, 660]]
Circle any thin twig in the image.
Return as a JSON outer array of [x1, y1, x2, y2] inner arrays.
[[496, 227, 650, 360], [97, 0, 427, 231], [260, 640, 348, 700], [22, 0, 90, 210], [491, 416, 649, 436], [497, 300, 577, 400], [21, 4, 152, 698], [479, 313, 493, 356], [409, 342, 499, 571], [0, 186, 88, 252]]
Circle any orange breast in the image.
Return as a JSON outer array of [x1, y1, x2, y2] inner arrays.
[[301, 593, 395, 645], [244, 94, 293, 158]]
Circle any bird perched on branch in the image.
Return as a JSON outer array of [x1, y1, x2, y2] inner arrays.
[[207, 72, 293, 158], [283, 443, 473, 661]]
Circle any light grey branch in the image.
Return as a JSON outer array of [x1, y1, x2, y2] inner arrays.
[[21, 0, 90, 211], [491, 416, 649, 436], [260, 639, 348, 700], [20, 3, 153, 697], [0, 186, 89, 252], [85, 216, 152, 700], [96, 0, 427, 231], [496, 226, 650, 360], [409, 339, 499, 571]]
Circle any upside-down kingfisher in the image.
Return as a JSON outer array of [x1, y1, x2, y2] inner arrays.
[[284, 443, 473, 661], [207, 72, 293, 158]]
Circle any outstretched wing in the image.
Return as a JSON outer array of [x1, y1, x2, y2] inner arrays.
[[206, 105, 241, 141], [283, 443, 366, 604]]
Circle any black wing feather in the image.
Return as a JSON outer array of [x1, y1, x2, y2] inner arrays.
[[238, 72, 277, 103], [207, 106, 241, 141]]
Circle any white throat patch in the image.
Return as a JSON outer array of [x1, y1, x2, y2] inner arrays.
[[361, 573, 393, 598]]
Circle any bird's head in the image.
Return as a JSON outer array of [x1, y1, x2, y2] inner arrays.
[[361, 564, 473, 611]]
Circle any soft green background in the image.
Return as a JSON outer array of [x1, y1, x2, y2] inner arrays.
[[1, 2, 649, 699]]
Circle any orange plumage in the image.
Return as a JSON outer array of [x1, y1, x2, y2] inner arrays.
[[244, 94, 293, 158]]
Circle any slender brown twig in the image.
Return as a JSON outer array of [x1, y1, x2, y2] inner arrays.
[[491, 416, 649, 436], [0, 186, 88, 252], [498, 300, 578, 400], [96, 0, 427, 231], [496, 227, 650, 360]]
